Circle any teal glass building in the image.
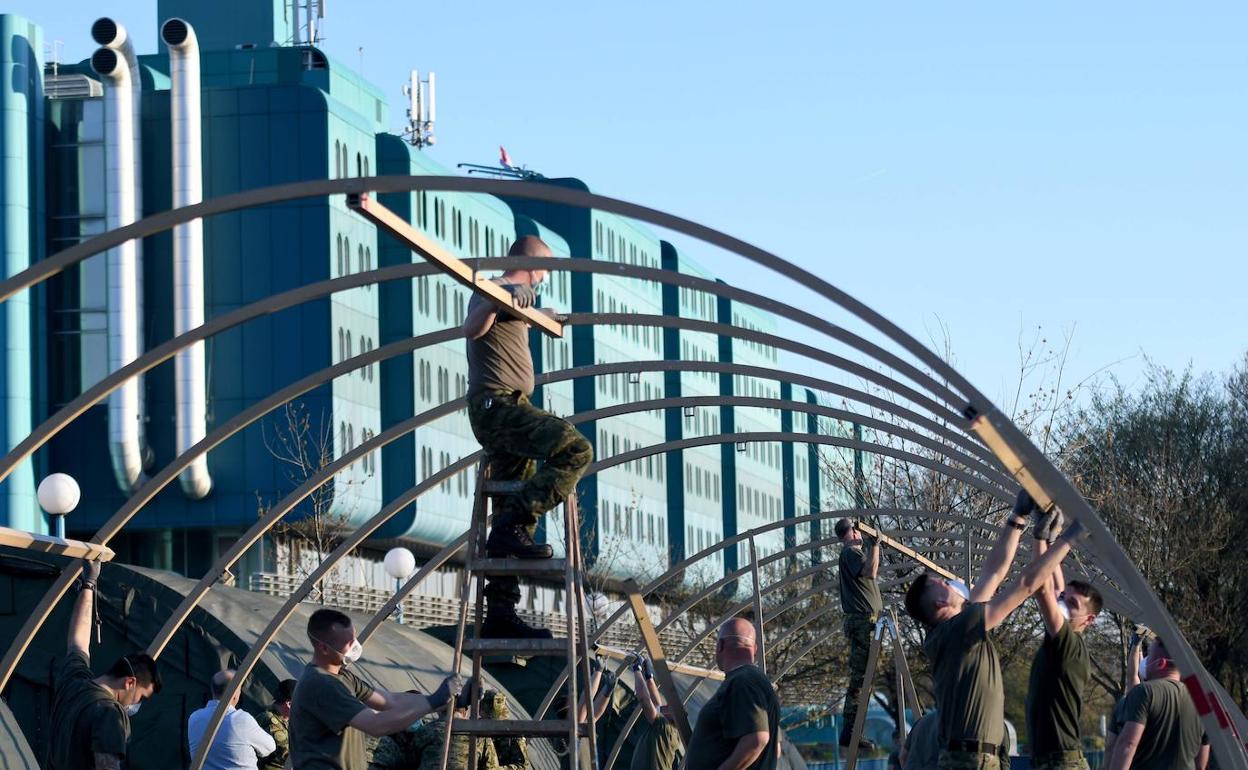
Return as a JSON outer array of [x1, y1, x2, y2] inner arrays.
[[0, 1, 861, 593]]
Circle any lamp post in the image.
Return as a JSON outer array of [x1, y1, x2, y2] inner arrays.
[[383, 547, 416, 624], [37, 473, 81, 540]]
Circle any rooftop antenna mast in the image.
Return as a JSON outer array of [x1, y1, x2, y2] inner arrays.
[[403, 69, 436, 148]]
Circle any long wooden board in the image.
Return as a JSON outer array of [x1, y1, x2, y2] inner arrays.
[[0, 526, 115, 562]]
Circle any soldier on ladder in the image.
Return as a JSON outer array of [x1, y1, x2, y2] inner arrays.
[[461, 234, 593, 639]]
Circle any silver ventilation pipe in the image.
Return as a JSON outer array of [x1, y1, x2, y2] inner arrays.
[[162, 18, 212, 499], [91, 47, 143, 493]]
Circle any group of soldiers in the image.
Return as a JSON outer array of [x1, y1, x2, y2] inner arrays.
[[40, 237, 1222, 770]]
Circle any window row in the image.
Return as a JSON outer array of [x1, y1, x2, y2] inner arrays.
[[731, 312, 779, 363], [602, 501, 666, 547], [339, 422, 376, 476], [687, 525, 724, 562], [597, 428, 664, 483], [337, 328, 377, 381], [417, 277, 466, 325], [739, 483, 782, 522], [594, 221, 657, 273], [417, 360, 467, 404], [419, 446, 468, 496], [738, 438, 782, 470], [415, 192, 512, 257], [684, 408, 720, 438], [680, 286, 717, 321], [679, 338, 719, 383], [332, 140, 369, 180], [596, 369, 663, 415], [684, 463, 722, 502], [335, 235, 374, 288], [594, 290, 662, 353]]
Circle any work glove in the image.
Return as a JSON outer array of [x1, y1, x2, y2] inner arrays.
[[627, 653, 642, 672], [509, 283, 537, 309], [1032, 505, 1063, 543], [453, 677, 477, 710], [1011, 489, 1036, 528], [428, 674, 463, 710], [79, 558, 101, 590], [641, 656, 654, 681], [599, 670, 617, 692]]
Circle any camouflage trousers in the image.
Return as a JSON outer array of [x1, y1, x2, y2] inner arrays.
[[1031, 751, 1088, 770], [938, 750, 1001, 770], [468, 390, 593, 606], [841, 612, 876, 739]]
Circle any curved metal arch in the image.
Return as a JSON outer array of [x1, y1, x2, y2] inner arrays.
[[0, 175, 986, 412], [6, 177, 1232, 762], [179, 434, 1009, 769]]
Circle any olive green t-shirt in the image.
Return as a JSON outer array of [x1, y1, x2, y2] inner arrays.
[[1025, 622, 1089, 755], [631, 715, 682, 770], [1120, 679, 1205, 770], [466, 288, 535, 398], [902, 710, 940, 770], [48, 649, 130, 770], [290, 664, 376, 770], [685, 665, 779, 770], [838, 543, 882, 616], [921, 602, 1004, 747]]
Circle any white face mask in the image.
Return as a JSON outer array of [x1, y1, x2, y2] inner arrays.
[[343, 639, 363, 663], [1057, 600, 1071, 620], [126, 702, 142, 717], [948, 579, 971, 600], [1139, 659, 1148, 679]]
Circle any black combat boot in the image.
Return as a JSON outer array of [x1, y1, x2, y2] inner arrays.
[[482, 604, 554, 639], [486, 524, 553, 559]]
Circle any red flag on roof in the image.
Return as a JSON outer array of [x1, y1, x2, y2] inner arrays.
[[499, 146, 513, 169]]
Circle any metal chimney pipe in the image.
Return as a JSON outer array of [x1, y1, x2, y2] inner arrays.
[[90, 46, 143, 494], [92, 18, 152, 471], [162, 18, 213, 499]]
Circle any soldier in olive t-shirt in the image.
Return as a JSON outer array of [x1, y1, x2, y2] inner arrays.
[[922, 603, 1005, 754], [1114, 679, 1206, 770], [290, 663, 376, 770], [686, 664, 780, 770], [836, 519, 882, 749], [48, 649, 131, 770]]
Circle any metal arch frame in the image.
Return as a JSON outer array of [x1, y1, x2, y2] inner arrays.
[[0, 176, 1237, 765], [0, 253, 1021, 688], [171, 416, 1012, 768]]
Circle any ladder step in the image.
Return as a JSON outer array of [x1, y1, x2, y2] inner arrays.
[[451, 718, 586, 737], [483, 480, 526, 494], [464, 639, 569, 655], [468, 558, 569, 576]]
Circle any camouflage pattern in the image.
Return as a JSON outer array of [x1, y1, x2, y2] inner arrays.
[[841, 612, 876, 737], [1030, 751, 1088, 770], [369, 717, 475, 770], [937, 750, 1001, 770], [481, 691, 528, 770], [468, 390, 592, 607], [255, 706, 289, 770]]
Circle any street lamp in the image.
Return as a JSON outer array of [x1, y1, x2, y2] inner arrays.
[[383, 547, 416, 624], [38, 473, 80, 539]]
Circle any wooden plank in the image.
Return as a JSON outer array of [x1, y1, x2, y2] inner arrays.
[[451, 718, 584, 737], [594, 643, 725, 681], [622, 578, 693, 743], [0, 526, 114, 562], [347, 193, 564, 338], [855, 521, 957, 580]]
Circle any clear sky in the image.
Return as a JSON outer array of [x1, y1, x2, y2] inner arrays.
[[15, 1, 1247, 407]]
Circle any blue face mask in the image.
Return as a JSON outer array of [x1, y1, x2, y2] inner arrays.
[[126, 702, 142, 717], [1057, 600, 1071, 620], [948, 579, 971, 600]]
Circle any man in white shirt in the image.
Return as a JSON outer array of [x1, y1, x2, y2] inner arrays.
[[189, 670, 278, 770]]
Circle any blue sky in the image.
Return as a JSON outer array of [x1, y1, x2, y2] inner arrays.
[[15, 1, 1247, 407]]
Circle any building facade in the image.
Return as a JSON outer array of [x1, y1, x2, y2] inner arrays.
[[1, 1, 862, 596]]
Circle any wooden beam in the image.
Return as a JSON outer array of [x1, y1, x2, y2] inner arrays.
[[594, 643, 725, 681], [622, 579, 693, 743], [855, 522, 957, 580], [0, 526, 114, 562], [347, 193, 564, 338]]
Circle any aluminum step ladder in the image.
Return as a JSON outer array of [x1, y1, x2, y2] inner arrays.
[[440, 462, 599, 770]]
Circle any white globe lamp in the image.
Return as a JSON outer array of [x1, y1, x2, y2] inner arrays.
[[383, 547, 416, 624], [38, 473, 81, 538]]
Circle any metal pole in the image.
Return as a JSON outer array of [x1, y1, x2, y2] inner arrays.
[[748, 536, 767, 674]]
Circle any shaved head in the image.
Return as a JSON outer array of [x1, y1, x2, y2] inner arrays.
[[716, 617, 759, 672], [508, 235, 552, 258], [718, 618, 757, 647]]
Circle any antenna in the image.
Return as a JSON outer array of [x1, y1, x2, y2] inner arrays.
[[403, 69, 437, 149]]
